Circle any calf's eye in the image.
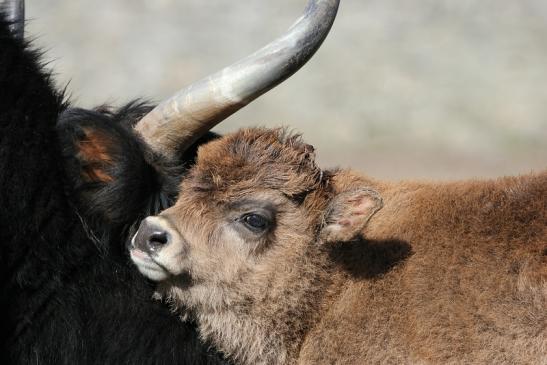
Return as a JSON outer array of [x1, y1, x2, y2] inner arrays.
[[241, 213, 269, 232]]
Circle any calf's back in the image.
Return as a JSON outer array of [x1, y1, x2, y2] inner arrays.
[[302, 172, 546, 364]]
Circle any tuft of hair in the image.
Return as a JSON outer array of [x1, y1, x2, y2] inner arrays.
[[191, 127, 323, 199]]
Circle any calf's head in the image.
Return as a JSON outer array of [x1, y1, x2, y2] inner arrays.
[[130, 128, 383, 308]]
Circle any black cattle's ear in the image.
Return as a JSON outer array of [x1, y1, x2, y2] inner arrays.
[[72, 126, 117, 184], [57, 108, 166, 225], [319, 188, 383, 244]]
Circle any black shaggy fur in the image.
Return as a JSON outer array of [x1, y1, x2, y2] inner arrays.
[[0, 17, 226, 365]]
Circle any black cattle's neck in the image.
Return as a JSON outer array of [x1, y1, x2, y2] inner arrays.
[[0, 19, 228, 365]]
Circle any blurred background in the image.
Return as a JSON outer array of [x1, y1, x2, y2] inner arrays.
[[26, 0, 547, 179]]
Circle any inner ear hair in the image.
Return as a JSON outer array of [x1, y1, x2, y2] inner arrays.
[[319, 188, 383, 244], [77, 127, 116, 183]]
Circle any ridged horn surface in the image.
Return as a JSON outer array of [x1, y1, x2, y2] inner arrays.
[[2, 0, 25, 39], [135, 0, 340, 159]]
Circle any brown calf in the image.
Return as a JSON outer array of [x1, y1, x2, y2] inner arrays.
[[131, 128, 546, 364]]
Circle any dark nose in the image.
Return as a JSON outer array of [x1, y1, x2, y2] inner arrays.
[[133, 218, 170, 254]]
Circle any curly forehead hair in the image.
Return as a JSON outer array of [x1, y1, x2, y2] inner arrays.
[[191, 128, 324, 197]]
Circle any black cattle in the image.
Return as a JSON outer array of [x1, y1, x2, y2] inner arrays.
[[0, 0, 337, 362], [0, 16, 227, 365]]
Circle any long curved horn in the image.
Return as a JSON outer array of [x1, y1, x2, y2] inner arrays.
[[2, 0, 25, 39], [135, 0, 340, 159]]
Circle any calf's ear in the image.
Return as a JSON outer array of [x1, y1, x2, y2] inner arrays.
[[319, 188, 383, 244]]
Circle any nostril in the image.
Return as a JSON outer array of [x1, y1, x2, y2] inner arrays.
[[148, 231, 169, 248], [134, 218, 172, 254]]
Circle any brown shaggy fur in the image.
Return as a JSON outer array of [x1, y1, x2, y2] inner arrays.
[[137, 128, 546, 364]]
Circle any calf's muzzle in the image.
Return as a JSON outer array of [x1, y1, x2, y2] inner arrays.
[[133, 217, 171, 254]]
